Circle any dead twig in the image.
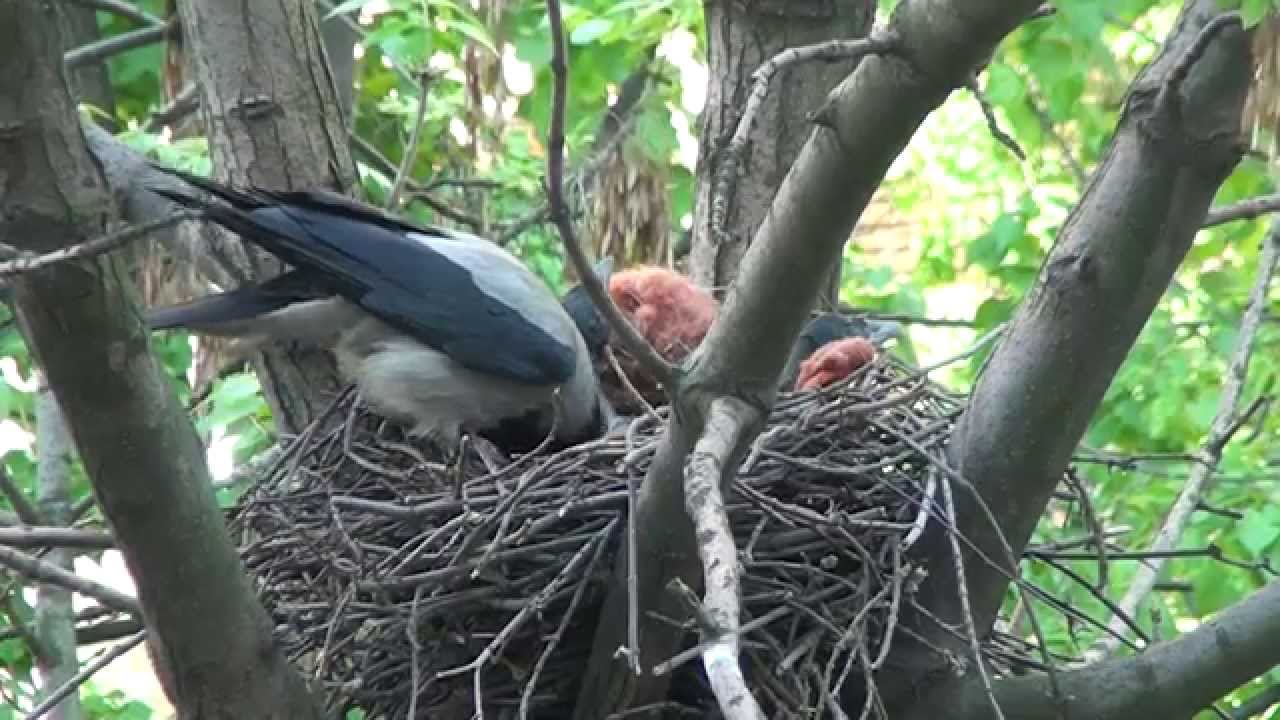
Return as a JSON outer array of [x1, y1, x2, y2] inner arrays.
[[709, 31, 900, 244], [682, 397, 765, 719], [386, 72, 435, 210], [0, 545, 139, 615], [0, 212, 194, 278]]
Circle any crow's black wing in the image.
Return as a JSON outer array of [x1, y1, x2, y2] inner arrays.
[[148, 167, 576, 386]]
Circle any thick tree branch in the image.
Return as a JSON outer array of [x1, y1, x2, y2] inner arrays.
[[0, 3, 323, 716], [903, 580, 1280, 720], [1097, 221, 1278, 654], [885, 0, 1251, 710], [575, 0, 1050, 715]]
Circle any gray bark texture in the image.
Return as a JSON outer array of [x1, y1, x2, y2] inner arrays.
[[689, 0, 872, 291], [881, 1, 1253, 710], [172, 0, 360, 434], [0, 2, 322, 717]]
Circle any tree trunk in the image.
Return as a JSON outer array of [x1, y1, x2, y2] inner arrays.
[[173, 0, 360, 434], [0, 3, 322, 716], [688, 0, 873, 293]]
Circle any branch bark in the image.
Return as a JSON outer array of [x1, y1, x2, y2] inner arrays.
[[901, 579, 1280, 720], [173, 0, 360, 434], [0, 3, 323, 716], [883, 0, 1252, 709], [682, 397, 765, 719]]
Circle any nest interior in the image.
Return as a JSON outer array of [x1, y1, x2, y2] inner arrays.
[[228, 356, 966, 719]]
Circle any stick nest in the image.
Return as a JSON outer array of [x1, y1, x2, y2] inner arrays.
[[228, 356, 966, 719]]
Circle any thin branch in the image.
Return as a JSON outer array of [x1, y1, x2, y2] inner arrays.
[[23, 631, 147, 720], [543, 0, 675, 387], [709, 31, 900, 244], [63, 17, 176, 69], [69, 0, 162, 27], [1096, 218, 1279, 655], [0, 212, 194, 278], [965, 76, 1025, 161], [385, 72, 434, 210], [0, 546, 139, 615], [0, 527, 114, 550], [0, 466, 44, 525], [1026, 89, 1087, 185], [144, 84, 200, 134], [1203, 192, 1280, 227], [1230, 683, 1280, 720], [682, 397, 765, 720]]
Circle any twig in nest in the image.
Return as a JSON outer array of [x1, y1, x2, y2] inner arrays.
[[605, 345, 661, 422], [709, 30, 900, 244], [386, 71, 436, 210], [966, 75, 1026, 161], [682, 397, 765, 720], [543, 0, 674, 387], [23, 631, 147, 720], [936, 467, 1006, 720], [520, 517, 616, 718], [0, 212, 194, 277]]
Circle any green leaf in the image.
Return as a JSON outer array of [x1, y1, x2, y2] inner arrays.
[[984, 63, 1026, 107], [974, 297, 1015, 328], [1241, 0, 1273, 27], [570, 17, 615, 45], [325, 0, 374, 19], [967, 213, 1025, 270], [1238, 507, 1280, 556], [514, 32, 553, 66]]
